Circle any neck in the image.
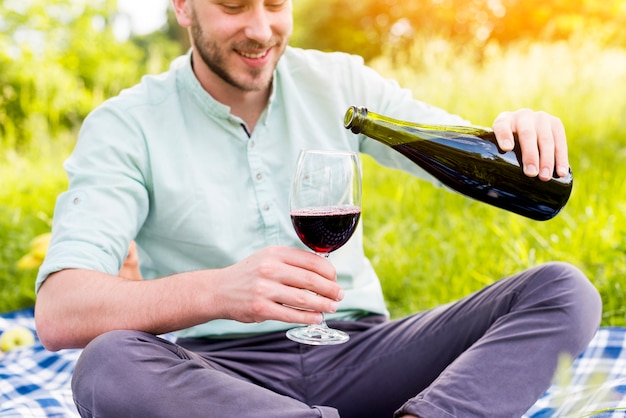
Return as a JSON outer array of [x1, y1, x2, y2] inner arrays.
[[229, 90, 270, 133], [191, 51, 271, 132]]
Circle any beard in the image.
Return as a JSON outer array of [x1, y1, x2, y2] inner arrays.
[[189, 12, 284, 93]]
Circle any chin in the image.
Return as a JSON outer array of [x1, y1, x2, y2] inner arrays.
[[239, 75, 274, 92]]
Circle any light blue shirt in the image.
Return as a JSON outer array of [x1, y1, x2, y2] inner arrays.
[[36, 47, 468, 338]]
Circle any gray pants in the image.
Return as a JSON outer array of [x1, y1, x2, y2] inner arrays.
[[71, 262, 602, 418]]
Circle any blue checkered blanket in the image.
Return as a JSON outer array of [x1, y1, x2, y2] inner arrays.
[[2, 308, 626, 417], [0, 308, 80, 417]]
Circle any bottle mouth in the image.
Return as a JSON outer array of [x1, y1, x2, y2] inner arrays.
[[343, 106, 366, 133], [343, 106, 357, 130]]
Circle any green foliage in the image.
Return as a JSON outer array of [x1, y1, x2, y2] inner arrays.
[[291, 0, 626, 61], [0, 0, 181, 150], [0, 139, 72, 312], [0, 0, 182, 312], [1, 2, 625, 326], [362, 40, 626, 325]]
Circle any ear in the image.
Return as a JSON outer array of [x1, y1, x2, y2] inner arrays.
[[171, 0, 193, 28]]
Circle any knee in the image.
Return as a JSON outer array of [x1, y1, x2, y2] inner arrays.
[[73, 331, 136, 383], [541, 261, 602, 315], [536, 262, 602, 349], [71, 330, 161, 407]]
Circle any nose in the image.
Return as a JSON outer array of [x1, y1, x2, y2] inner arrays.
[[243, 7, 273, 43]]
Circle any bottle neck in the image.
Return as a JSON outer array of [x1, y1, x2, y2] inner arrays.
[[344, 106, 423, 147], [344, 106, 493, 142]]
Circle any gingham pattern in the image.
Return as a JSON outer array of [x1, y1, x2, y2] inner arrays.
[[0, 308, 80, 417], [2, 308, 626, 417], [524, 328, 626, 418]]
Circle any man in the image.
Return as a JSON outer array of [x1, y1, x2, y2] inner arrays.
[[35, 0, 601, 417]]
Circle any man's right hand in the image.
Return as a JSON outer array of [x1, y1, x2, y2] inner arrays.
[[35, 245, 343, 351], [210, 246, 344, 326]]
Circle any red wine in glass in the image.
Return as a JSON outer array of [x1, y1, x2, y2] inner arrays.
[[291, 206, 361, 254], [287, 150, 362, 345]]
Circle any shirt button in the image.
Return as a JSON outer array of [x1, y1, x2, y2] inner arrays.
[[262, 204, 270, 211], [249, 140, 255, 148], [256, 173, 263, 181]]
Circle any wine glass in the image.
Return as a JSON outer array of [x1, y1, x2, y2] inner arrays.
[[287, 149, 362, 345]]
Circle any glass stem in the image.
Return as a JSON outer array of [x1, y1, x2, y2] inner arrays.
[[315, 251, 332, 329], [310, 315, 329, 331]]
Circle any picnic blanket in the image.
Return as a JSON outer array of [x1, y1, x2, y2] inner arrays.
[[2, 308, 626, 417], [0, 308, 80, 417]]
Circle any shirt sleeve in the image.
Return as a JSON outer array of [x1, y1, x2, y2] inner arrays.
[[35, 102, 151, 292]]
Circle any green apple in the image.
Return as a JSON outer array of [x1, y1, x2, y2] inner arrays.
[[0, 326, 36, 352]]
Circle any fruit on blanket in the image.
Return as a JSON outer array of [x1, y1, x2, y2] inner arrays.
[[0, 326, 36, 352], [17, 232, 52, 270]]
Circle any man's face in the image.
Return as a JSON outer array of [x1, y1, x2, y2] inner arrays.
[[183, 0, 293, 93]]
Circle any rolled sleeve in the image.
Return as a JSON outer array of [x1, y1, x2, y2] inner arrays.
[[36, 105, 150, 292]]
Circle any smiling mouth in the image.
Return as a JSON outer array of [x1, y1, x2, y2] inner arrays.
[[237, 49, 270, 59]]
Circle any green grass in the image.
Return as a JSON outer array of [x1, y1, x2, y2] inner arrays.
[[366, 40, 626, 324], [0, 137, 72, 312], [1, 40, 625, 325]]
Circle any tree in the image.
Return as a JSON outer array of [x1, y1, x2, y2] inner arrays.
[[291, 0, 626, 61], [0, 0, 179, 149]]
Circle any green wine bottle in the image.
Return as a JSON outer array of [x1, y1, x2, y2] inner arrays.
[[343, 106, 573, 221]]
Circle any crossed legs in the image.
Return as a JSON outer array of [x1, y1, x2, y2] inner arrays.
[[72, 262, 601, 418]]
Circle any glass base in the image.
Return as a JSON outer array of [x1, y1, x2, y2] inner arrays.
[[286, 324, 350, 346]]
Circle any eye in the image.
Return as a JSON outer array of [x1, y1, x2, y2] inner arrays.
[[265, 0, 288, 11], [220, 2, 246, 13]]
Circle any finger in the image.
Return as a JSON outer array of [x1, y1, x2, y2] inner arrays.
[[247, 294, 324, 325], [274, 303, 324, 325], [534, 111, 555, 181], [551, 117, 570, 177], [284, 268, 343, 303], [236, 278, 326, 325], [492, 111, 516, 151], [281, 249, 343, 301], [279, 287, 339, 316], [252, 247, 343, 312], [276, 265, 344, 317], [514, 110, 541, 177], [272, 246, 337, 281]]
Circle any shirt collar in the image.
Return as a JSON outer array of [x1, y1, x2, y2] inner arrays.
[[177, 49, 278, 128]]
